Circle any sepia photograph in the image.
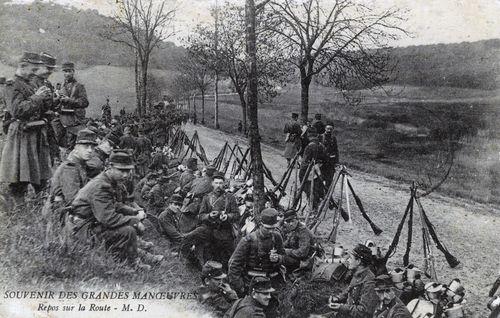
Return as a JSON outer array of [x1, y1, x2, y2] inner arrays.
[[0, 0, 499, 317]]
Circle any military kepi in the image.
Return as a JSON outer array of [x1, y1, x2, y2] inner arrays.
[[39, 52, 56, 68], [20, 52, 43, 64], [75, 129, 98, 145], [109, 151, 135, 170], [62, 62, 75, 71], [260, 208, 279, 227], [202, 261, 227, 279], [250, 277, 275, 293]]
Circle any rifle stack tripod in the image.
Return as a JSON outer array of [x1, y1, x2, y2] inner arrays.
[[383, 182, 460, 280]]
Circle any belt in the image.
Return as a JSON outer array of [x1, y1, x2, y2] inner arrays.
[[247, 270, 279, 278]]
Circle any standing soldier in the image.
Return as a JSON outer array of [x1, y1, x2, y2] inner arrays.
[[101, 98, 112, 127], [0, 52, 52, 205], [32, 52, 60, 165], [228, 208, 285, 317], [68, 151, 150, 270], [135, 128, 152, 177], [320, 124, 339, 187], [196, 261, 239, 317], [281, 209, 315, 273], [181, 173, 239, 268], [283, 113, 302, 165], [311, 113, 326, 135], [0, 77, 7, 125], [299, 127, 328, 210], [58, 62, 89, 153]]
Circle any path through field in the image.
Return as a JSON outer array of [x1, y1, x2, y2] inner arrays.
[[185, 123, 500, 317]]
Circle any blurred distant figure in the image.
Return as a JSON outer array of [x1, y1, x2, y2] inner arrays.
[[283, 112, 302, 165], [312, 113, 325, 135], [101, 98, 112, 127]]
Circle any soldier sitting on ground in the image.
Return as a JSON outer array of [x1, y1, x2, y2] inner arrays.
[[328, 244, 378, 318], [372, 274, 412, 318], [86, 132, 120, 178], [281, 209, 315, 273], [67, 151, 152, 270], [43, 129, 97, 223], [196, 260, 239, 317], [224, 276, 275, 318], [158, 194, 185, 249]]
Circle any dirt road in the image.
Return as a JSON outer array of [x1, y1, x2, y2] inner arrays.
[[185, 123, 499, 317]]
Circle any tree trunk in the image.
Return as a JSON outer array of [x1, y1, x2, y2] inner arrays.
[[192, 94, 197, 124], [246, 0, 265, 215], [134, 51, 141, 113], [140, 59, 149, 117], [201, 91, 205, 124], [237, 89, 247, 135], [214, 71, 220, 129], [300, 68, 311, 124]]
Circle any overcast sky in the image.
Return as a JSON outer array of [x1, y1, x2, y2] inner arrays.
[[11, 0, 500, 47]]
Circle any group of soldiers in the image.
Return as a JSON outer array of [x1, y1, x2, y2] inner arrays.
[[0, 52, 417, 318]]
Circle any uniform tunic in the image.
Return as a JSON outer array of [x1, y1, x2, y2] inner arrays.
[[196, 285, 238, 317], [282, 222, 315, 270], [335, 266, 378, 318], [283, 120, 302, 160], [373, 298, 412, 318], [69, 171, 139, 261], [59, 77, 88, 125], [0, 75, 52, 186], [158, 207, 184, 245], [228, 228, 285, 294], [223, 295, 266, 318]]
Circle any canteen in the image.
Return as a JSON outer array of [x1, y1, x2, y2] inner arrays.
[[448, 279, 465, 294], [425, 283, 443, 301], [333, 245, 344, 257], [390, 268, 405, 283], [406, 264, 421, 283], [407, 298, 436, 317], [444, 305, 464, 318]]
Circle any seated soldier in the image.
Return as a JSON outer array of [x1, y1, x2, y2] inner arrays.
[[328, 244, 378, 318], [373, 274, 412, 318], [68, 151, 151, 270], [158, 194, 184, 249], [281, 209, 315, 273], [181, 172, 239, 269], [180, 157, 198, 190], [86, 132, 120, 178], [224, 277, 275, 318], [196, 261, 238, 317]]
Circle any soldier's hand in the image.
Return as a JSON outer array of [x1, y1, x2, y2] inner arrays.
[[219, 213, 228, 222], [60, 96, 72, 103], [136, 209, 147, 220], [209, 211, 219, 218], [328, 295, 340, 304], [135, 222, 146, 233]]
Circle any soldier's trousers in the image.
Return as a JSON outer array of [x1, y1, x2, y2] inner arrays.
[[180, 224, 234, 268], [70, 219, 138, 263]]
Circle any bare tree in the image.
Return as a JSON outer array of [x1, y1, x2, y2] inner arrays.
[[101, 0, 176, 116], [188, 4, 288, 134], [174, 51, 212, 123], [269, 0, 407, 122]]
